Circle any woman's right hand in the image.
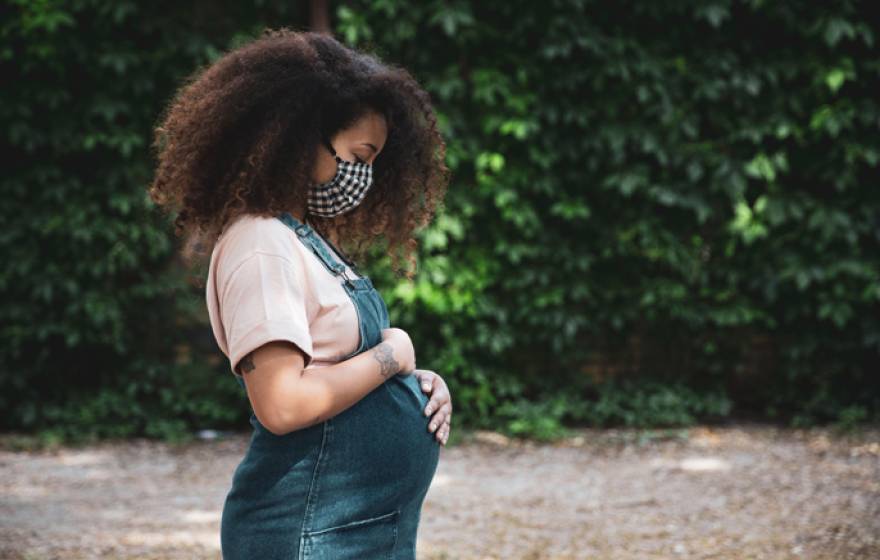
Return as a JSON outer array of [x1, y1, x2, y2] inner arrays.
[[380, 327, 416, 376]]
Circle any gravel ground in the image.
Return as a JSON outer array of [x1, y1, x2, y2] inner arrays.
[[1, 423, 878, 560]]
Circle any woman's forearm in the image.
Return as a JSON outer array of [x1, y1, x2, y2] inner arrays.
[[275, 341, 400, 434]]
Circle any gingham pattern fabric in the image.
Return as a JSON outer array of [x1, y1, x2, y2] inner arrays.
[[307, 139, 374, 217]]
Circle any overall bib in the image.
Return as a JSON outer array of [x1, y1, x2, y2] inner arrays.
[[220, 212, 441, 559]]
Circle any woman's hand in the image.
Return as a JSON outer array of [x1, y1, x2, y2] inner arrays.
[[412, 369, 452, 446]]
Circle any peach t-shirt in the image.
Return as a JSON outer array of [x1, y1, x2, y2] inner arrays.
[[205, 213, 363, 379]]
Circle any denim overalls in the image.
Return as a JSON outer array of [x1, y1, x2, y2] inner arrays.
[[220, 212, 440, 560]]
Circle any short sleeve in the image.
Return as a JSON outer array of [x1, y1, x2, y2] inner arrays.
[[220, 251, 314, 373]]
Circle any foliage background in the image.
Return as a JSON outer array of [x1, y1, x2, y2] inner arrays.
[[2, 0, 878, 442]]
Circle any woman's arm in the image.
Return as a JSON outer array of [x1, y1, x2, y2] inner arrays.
[[238, 329, 415, 436]]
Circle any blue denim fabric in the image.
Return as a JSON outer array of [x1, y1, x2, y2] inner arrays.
[[220, 212, 440, 559]]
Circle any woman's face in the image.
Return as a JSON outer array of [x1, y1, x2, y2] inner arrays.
[[312, 110, 388, 184]]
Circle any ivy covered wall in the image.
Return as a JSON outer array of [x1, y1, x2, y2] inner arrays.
[[2, 0, 877, 440]]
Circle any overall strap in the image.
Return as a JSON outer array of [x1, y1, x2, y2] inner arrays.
[[276, 212, 348, 278]]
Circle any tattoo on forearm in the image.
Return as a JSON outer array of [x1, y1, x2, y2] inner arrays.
[[239, 353, 256, 374], [372, 342, 399, 379]]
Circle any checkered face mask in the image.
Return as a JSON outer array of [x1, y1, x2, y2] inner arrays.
[[307, 138, 374, 218]]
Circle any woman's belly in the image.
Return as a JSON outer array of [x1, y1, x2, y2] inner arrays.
[[306, 372, 441, 525], [226, 369, 440, 560]]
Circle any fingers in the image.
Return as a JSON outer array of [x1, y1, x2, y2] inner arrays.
[[427, 402, 452, 445], [428, 417, 450, 445], [424, 394, 451, 417], [427, 403, 451, 431], [416, 370, 446, 396], [436, 419, 450, 445], [412, 370, 451, 445]]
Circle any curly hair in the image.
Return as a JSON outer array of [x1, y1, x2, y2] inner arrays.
[[148, 28, 450, 280]]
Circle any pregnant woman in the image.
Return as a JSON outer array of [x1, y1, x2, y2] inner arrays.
[[148, 29, 452, 559]]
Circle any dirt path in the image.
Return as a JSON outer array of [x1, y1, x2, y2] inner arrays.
[[1, 424, 878, 559]]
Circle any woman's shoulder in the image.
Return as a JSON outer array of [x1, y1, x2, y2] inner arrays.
[[221, 213, 294, 250], [212, 213, 304, 276]]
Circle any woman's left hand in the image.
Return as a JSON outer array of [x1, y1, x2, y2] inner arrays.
[[412, 369, 452, 446]]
